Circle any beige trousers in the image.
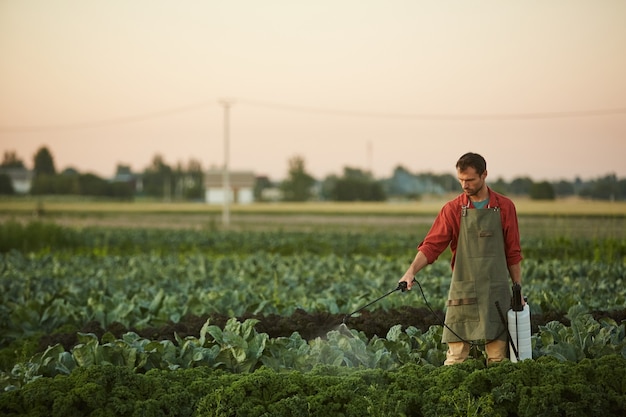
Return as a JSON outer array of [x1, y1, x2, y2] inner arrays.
[[444, 339, 508, 365]]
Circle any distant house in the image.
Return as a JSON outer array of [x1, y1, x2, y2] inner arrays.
[[204, 169, 255, 204], [0, 167, 34, 194], [384, 167, 446, 198], [112, 164, 143, 193]]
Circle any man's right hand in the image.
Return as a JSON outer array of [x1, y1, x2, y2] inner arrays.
[[398, 275, 415, 291]]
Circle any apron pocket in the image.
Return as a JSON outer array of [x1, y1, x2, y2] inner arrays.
[[446, 281, 480, 323]]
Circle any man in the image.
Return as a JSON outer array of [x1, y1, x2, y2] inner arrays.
[[398, 152, 523, 365]]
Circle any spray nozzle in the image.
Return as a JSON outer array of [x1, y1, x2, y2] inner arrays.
[[343, 280, 413, 325]]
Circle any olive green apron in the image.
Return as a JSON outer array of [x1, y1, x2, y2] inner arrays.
[[441, 204, 511, 343]]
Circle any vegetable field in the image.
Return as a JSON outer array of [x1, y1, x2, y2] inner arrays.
[[1, 201, 625, 416]]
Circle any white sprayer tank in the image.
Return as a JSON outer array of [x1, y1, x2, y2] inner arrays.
[[508, 303, 532, 362]]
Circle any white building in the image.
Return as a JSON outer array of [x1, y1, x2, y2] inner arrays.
[[204, 170, 255, 204], [0, 167, 34, 194]]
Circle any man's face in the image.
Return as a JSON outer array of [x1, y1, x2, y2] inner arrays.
[[457, 167, 487, 198]]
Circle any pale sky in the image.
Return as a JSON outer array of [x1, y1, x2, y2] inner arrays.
[[1, 0, 625, 182]]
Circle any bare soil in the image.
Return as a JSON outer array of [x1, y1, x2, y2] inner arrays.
[[39, 306, 626, 353]]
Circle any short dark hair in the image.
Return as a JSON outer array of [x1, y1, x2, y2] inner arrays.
[[456, 152, 486, 175]]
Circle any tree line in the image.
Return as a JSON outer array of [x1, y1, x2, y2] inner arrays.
[[1, 147, 624, 202]]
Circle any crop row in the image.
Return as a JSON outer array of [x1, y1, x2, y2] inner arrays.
[[1, 250, 625, 346], [3, 306, 625, 391], [1, 220, 625, 261], [3, 355, 625, 417]]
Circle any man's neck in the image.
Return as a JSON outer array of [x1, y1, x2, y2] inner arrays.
[[469, 187, 489, 202]]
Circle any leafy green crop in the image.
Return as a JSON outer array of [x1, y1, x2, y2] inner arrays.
[[535, 305, 626, 361], [1, 220, 624, 261], [1, 249, 624, 348], [2, 356, 626, 417], [1, 218, 625, 416], [2, 309, 624, 391]]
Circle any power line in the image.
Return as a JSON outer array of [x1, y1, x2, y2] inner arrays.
[[0, 101, 216, 133], [1, 99, 625, 133], [239, 99, 626, 120]]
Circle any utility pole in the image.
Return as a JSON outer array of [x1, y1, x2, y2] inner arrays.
[[219, 99, 233, 227]]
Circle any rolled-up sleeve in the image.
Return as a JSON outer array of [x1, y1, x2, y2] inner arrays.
[[418, 201, 458, 265], [501, 201, 523, 266]]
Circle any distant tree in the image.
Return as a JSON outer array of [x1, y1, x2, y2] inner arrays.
[[329, 167, 386, 201], [280, 155, 316, 201], [172, 161, 184, 200], [30, 176, 50, 195], [553, 180, 575, 197], [331, 179, 386, 201], [31, 173, 77, 195], [579, 174, 622, 201], [319, 174, 338, 201], [254, 175, 273, 201], [1, 151, 25, 168], [30, 155, 77, 194], [619, 179, 626, 201], [491, 177, 509, 195], [62, 167, 80, 176], [529, 181, 555, 200], [509, 177, 533, 195], [572, 177, 584, 194], [78, 173, 110, 196], [59, 170, 80, 194], [183, 159, 204, 200], [142, 154, 173, 199], [33, 147, 56, 176], [109, 182, 134, 200], [0, 174, 15, 194]]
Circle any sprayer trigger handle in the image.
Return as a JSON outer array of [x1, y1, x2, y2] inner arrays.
[[397, 281, 408, 292]]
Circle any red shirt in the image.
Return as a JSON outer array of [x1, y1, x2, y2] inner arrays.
[[418, 187, 523, 269]]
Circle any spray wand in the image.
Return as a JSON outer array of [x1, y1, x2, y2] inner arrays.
[[342, 281, 410, 324]]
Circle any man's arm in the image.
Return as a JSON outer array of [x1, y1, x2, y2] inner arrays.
[[508, 262, 521, 285], [399, 251, 429, 290], [398, 199, 457, 291]]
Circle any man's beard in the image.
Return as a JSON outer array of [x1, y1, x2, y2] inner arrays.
[[464, 183, 484, 197]]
